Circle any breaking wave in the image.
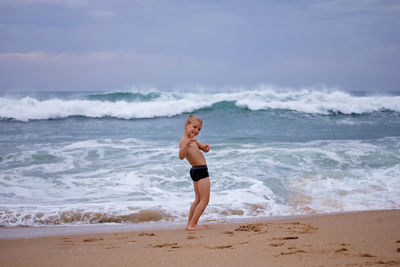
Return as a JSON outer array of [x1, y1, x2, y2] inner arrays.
[[0, 208, 172, 226], [1, 88, 400, 121]]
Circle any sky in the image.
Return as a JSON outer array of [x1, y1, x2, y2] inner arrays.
[[0, 0, 400, 92]]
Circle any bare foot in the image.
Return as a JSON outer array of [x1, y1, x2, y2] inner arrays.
[[186, 224, 205, 231]]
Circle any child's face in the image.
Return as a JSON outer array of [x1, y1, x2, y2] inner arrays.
[[185, 120, 202, 138]]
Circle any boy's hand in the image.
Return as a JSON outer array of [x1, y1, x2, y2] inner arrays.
[[203, 144, 210, 152], [186, 134, 197, 146]]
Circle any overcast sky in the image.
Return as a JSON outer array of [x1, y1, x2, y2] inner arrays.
[[0, 0, 399, 92]]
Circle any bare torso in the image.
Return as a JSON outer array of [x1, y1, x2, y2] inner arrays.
[[180, 136, 207, 166]]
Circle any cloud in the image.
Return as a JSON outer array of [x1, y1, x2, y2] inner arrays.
[[310, 0, 400, 15], [0, 1, 399, 91], [0, 0, 89, 7], [0, 51, 122, 63], [88, 10, 117, 18], [0, 49, 232, 90]]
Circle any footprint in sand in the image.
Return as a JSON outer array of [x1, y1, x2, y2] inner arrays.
[[105, 246, 121, 249], [59, 237, 75, 246], [272, 236, 298, 240], [207, 245, 233, 249], [369, 260, 400, 265], [114, 235, 129, 240], [221, 231, 235, 235], [269, 242, 284, 247], [334, 243, 351, 253], [235, 224, 262, 232], [280, 249, 308, 255], [151, 242, 179, 248], [360, 253, 375, 257], [138, 232, 156, 236], [83, 237, 104, 242], [283, 222, 319, 234]]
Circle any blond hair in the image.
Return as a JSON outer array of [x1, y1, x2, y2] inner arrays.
[[185, 114, 202, 124]]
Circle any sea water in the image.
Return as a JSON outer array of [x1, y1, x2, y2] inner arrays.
[[0, 86, 399, 227]]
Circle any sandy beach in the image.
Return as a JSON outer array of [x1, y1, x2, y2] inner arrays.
[[1, 209, 400, 266]]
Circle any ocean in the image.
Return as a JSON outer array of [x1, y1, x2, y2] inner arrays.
[[1, 86, 400, 227]]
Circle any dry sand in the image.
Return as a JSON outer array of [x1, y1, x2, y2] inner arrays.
[[1, 209, 400, 267]]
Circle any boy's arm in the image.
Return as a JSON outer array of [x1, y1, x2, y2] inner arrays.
[[195, 140, 210, 153], [179, 141, 187, 160]]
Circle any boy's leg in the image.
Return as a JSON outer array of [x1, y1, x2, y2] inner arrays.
[[187, 182, 200, 228], [187, 177, 210, 229]]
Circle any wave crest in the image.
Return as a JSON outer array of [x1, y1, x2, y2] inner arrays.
[[1, 88, 399, 121]]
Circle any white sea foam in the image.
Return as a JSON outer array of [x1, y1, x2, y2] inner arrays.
[[1, 88, 399, 121], [1, 134, 400, 226]]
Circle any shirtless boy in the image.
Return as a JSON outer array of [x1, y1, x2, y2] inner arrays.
[[179, 114, 211, 230]]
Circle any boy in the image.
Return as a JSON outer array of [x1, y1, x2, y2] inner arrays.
[[179, 114, 211, 230]]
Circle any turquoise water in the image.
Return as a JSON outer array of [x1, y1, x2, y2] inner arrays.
[[1, 87, 399, 226]]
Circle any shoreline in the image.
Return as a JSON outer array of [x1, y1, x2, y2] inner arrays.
[[0, 209, 393, 240], [1, 209, 400, 266]]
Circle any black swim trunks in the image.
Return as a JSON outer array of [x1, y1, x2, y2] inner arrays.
[[190, 165, 209, 182]]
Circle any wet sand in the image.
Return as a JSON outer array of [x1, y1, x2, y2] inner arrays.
[[1, 209, 400, 266]]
